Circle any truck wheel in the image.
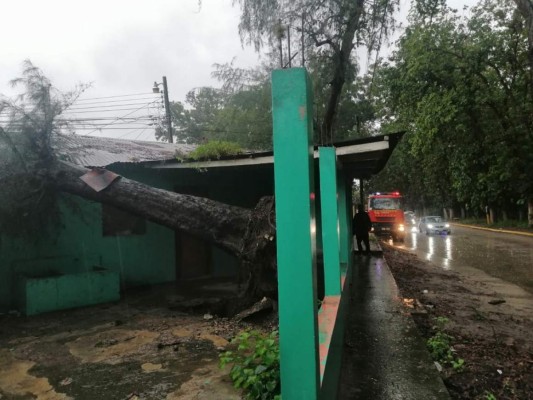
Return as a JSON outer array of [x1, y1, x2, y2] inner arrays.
[[393, 235, 404, 243]]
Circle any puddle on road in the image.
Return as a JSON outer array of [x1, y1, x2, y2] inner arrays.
[[67, 329, 159, 365], [0, 349, 71, 400], [394, 228, 533, 294], [165, 361, 240, 400]]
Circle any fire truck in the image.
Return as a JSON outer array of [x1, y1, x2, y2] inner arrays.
[[367, 192, 406, 242]]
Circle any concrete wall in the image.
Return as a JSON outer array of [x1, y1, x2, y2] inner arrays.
[[0, 194, 176, 312]]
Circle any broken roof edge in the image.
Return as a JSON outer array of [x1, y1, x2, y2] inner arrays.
[[52, 133, 197, 169], [52, 131, 404, 177], [147, 132, 405, 171]]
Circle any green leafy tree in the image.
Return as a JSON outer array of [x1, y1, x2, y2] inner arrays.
[[0, 60, 87, 236], [371, 0, 533, 221], [158, 62, 273, 150]]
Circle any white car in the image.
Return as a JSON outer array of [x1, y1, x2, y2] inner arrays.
[[418, 216, 451, 235]]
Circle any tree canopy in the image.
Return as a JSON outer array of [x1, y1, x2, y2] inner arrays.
[[370, 0, 533, 224], [233, 0, 399, 143]]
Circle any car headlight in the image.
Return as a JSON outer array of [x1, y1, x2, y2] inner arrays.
[[398, 224, 405, 232], [427, 224, 434, 228], [445, 223, 450, 228]]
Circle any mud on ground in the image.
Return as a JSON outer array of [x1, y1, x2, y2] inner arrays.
[[0, 282, 275, 400], [382, 243, 533, 400], [3, 250, 533, 400]]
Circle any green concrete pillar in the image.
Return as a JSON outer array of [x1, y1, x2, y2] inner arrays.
[[319, 147, 341, 295], [272, 68, 320, 399]]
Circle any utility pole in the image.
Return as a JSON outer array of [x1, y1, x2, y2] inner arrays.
[[301, 12, 305, 67], [359, 179, 364, 206], [278, 19, 284, 68], [287, 25, 292, 68], [162, 76, 173, 143]]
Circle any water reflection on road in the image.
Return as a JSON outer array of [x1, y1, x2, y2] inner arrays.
[[395, 225, 533, 294]]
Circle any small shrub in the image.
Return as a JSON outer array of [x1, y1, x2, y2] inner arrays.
[[188, 140, 243, 160], [427, 331, 453, 361], [426, 317, 465, 372], [219, 330, 281, 400]]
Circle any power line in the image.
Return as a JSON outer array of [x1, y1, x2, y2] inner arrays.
[[65, 96, 161, 106], [73, 92, 157, 102], [60, 106, 161, 114], [83, 102, 160, 135], [57, 117, 157, 121], [60, 127, 156, 130], [65, 101, 162, 111]]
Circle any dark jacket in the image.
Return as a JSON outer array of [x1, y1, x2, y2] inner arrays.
[[353, 211, 372, 235]]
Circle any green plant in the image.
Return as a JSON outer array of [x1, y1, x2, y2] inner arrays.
[[219, 330, 281, 400], [451, 357, 465, 371], [426, 317, 465, 372], [188, 140, 243, 160], [484, 391, 497, 400]]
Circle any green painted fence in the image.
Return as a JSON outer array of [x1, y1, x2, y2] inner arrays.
[[272, 68, 352, 399]]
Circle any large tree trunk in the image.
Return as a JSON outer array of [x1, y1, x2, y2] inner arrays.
[[321, 0, 365, 143], [51, 161, 278, 309], [529, 198, 533, 228], [513, 0, 533, 101]]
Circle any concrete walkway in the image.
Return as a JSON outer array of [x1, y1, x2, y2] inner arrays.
[[338, 252, 450, 399]]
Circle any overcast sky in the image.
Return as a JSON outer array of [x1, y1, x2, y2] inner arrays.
[[1, 0, 477, 141], [0, 0, 259, 100]]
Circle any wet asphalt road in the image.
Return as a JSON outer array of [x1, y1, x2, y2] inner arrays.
[[392, 224, 533, 294]]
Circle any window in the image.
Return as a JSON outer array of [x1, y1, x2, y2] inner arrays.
[[102, 204, 146, 236], [370, 197, 401, 210]]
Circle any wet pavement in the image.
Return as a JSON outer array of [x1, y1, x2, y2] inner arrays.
[[394, 225, 533, 293], [339, 254, 450, 400]]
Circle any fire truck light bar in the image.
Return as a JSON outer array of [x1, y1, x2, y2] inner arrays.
[[370, 192, 401, 196]]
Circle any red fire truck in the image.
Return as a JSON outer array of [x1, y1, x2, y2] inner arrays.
[[367, 192, 406, 242]]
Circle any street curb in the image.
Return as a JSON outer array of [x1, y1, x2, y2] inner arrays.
[[452, 223, 533, 238]]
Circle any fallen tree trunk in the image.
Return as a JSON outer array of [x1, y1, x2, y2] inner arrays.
[[51, 161, 278, 309], [53, 161, 252, 255]]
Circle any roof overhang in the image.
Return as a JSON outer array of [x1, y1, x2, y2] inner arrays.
[[149, 132, 404, 180], [335, 132, 404, 179]]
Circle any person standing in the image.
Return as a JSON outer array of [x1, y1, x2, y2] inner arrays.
[[352, 204, 372, 254]]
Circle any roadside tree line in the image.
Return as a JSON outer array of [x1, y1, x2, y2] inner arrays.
[[370, 0, 533, 226]]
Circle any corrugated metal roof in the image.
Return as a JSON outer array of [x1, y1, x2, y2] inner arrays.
[[53, 134, 196, 167]]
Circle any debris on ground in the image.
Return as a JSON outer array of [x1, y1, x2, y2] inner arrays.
[[382, 244, 533, 400]]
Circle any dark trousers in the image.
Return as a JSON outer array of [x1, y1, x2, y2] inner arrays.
[[355, 232, 370, 253]]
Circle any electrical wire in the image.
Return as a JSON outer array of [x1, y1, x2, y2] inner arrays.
[[60, 107, 160, 114], [1, 91, 167, 141], [63, 96, 161, 106], [82, 102, 162, 136], [72, 92, 158, 102], [65, 101, 162, 111]]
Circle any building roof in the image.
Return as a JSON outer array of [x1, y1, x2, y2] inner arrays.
[[53, 134, 195, 168], [54, 132, 404, 180], [150, 132, 404, 180]]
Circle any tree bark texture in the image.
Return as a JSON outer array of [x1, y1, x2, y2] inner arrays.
[[321, 0, 365, 144], [527, 198, 533, 228], [513, 0, 533, 102]]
